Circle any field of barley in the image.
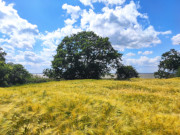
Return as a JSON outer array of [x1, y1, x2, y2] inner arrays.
[[0, 78, 180, 135]]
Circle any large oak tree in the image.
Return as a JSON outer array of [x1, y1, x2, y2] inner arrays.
[[44, 31, 122, 79]]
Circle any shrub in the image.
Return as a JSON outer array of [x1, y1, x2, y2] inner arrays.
[[0, 63, 31, 86], [116, 66, 139, 80], [8, 63, 31, 85], [154, 70, 172, 79]]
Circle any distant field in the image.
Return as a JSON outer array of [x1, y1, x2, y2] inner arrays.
[[33, 73, 155, 79], [0, 78, 180, 134], [139, 73, 154, 78]]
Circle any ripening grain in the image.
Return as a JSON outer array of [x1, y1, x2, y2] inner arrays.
[[0, 78, 180, 134]]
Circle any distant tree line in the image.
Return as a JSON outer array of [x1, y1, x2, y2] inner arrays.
[[1, 31, 179, 87], [0, 31, 139, 87]]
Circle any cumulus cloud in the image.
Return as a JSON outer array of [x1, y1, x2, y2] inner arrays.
[[0, 0, 39, 49], [172, 34, 180, 45], [126, 52, 136, 57], [79, 0, 126, 8], [62, 4, 81, 20], [38, 25, 82, 67], [0, 0, 172, 73], [39, 25, 82, 49], [80, 1, 170, 50], [138, 51, 153, 55], [0, 0, 84, 73], [123, 56, 161, 73]]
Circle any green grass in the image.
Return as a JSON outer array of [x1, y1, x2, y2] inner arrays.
[[0, 78, 180, 134]]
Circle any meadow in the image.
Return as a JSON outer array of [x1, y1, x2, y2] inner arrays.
[[0, 78, 180, 135]]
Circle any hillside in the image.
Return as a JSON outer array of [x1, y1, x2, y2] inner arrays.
[[0, 78, 180, 134]]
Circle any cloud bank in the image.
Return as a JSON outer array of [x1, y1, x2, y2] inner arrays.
[[0, 0, 172, 73]]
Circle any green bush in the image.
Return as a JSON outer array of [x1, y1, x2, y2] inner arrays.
[[116, 66, 139, 80], [8, 63, 31, 85], [0, 63, 31, 87], [154, 70, 172, 79]]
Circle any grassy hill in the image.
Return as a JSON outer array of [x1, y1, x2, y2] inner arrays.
[[0, 78, 180, 134]]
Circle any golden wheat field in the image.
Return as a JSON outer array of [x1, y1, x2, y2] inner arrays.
[[0, 78, 180, 135]]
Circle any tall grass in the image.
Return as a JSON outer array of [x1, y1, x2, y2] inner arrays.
[[0, 78, 180, 134]]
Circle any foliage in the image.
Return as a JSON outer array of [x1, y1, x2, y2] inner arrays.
[[0, 61, 11, 86], [0, 47, 6, 62], [176, 67, 180, 77], [46, 31, 122, 79], [116, 65, 139, 79], [154, 70, 171, 79], [154, 49, 180, 78], [43, 68, 56, 79], [0, 63, 31, 87], [0, 48, 52, 86], [0, 48, 32, 86], [27, 75, 53, 83], [0, 78, 180, 134], [8, 63, 31, 85]]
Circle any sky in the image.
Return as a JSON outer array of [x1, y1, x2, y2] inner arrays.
[[0, 0, 180, 73]]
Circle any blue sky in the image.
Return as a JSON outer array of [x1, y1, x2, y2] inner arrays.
[[0, 0, 179, 73]]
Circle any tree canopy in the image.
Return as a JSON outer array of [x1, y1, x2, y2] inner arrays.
[[154, 49, 180, 78], [44, 31, 122, 79]]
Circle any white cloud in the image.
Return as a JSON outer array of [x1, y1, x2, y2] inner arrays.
[[142, 51, 153, 55], [126, 52, 136, 57], [62, 4, 81, 20], [138, 51, 153, 55], [80, 1, 170, 50], [158, 30, 172, 35], [79, 0, 94, 8], [124, 56, 160, 66], [39, 25, 82, 48], [0, 0, 172, 74], [0, 0, 84, 73], [79, 0, 126, 8], [64, 19, 76, 25], [123, 56, 161, 73], [38, 25, 82, 69], [0, 0, 39, 49], [172, 34, 180, 45]]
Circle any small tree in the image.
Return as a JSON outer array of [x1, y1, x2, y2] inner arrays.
[[0, 48, 31, 86], [116, 65, 139, 80], [45, 31, 122, 79], [154, 49, 180, 78], [8, 63, 31, 85]]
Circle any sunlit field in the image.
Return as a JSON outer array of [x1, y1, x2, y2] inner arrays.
[[0, 78, 180, 135]]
